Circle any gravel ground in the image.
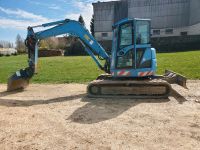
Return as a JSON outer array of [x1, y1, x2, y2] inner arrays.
[[0, 80, 199, 150]]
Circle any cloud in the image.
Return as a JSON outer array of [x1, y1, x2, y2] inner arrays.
[[27, 0, 62, 10], [0, 18, 54, 30], [49, 5, 61, 10], [0, 7, 51, 30], [65, 1, 93, 30], [0, 18, 36, 29], [0, 7, 49, 22], [0, 1, 119, 30], [27, 1, 43, 6]]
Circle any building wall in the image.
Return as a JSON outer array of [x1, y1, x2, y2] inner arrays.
[[151, 23, 200, 38], [94, 32, 113, 41], [189, 0, 200, 25], [114, 1, 128, 23], [93, 0, 200, 51], [127, 0, 190, 29], [188, 23, 200, 35], [93, 2, 115, 32]]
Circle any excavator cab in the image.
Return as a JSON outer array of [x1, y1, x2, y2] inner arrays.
[[110, 18, 156, 78]]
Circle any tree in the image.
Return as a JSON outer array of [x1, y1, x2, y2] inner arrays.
[[40, 36, 68, 50], [90, 14, 94, 36], [39, 40, 48, 50], [8, 42, 12, 48], [78, 15, 85, 27], [0, 41, 13, 48], [15, 34, 26, 53]]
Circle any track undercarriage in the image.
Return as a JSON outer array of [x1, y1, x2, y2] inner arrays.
[[88, 79, 171, 99], [87, 70, 187, 99]]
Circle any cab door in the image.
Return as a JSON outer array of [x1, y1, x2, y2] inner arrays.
[[134, 20, 152, 69], [116, 22, 134, 69]]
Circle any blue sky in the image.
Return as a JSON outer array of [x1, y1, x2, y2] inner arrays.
[[0, 0, 112, 44]]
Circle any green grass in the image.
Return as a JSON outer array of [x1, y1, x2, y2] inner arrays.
[[0, 50, 200, 83], [156, 51, 200, 79]]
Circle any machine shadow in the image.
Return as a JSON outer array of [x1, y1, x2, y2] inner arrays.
[[170, 89, 188, 104], [68, 90, 188, 124], [0, 89, 188, 124], [0, 89, 24, 97], [68, 97, 170, 124], [0, 94, 85, 107]]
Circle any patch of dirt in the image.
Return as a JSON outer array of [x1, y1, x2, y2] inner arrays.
[[0, 80, 199, 150]]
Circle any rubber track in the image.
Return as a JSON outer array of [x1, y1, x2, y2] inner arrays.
[[87, 79, 171, 99]]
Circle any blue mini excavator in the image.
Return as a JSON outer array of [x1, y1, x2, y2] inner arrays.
[[7, 18, 187, 98]]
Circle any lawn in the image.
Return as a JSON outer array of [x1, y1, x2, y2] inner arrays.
[[0, 50, 200, 83]]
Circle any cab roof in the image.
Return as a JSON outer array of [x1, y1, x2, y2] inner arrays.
[[113, 18, 151, 28]]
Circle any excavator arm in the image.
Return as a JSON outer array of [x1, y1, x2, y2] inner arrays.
[[7, 19, 110, 91]]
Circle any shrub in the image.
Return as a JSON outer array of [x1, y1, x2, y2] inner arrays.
[[39, 47, 48, 51], [5, 54, 10, 57], [12, 52, 18, 56]]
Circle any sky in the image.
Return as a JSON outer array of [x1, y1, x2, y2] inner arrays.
[[0, 0, 115, 44]]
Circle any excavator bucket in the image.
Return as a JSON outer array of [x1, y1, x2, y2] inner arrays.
[[7, 68, 32, 91]]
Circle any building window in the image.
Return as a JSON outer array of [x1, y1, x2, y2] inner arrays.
[[102, 33, 108, 37], [181, 32, 188, 36], [153, 29, 160, 35], [165, 29, 173, 34]]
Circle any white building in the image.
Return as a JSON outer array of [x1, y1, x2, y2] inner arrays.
[[0, 48, 17, 55]]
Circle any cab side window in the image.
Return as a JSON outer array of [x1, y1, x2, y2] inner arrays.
[[136, 21, 150, 44], [119, 23, 133, 49]]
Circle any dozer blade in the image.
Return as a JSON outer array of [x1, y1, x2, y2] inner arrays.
[[7, 67, 34, 92], [164, 70, 187, 89], [87, 79, 171, 99]]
